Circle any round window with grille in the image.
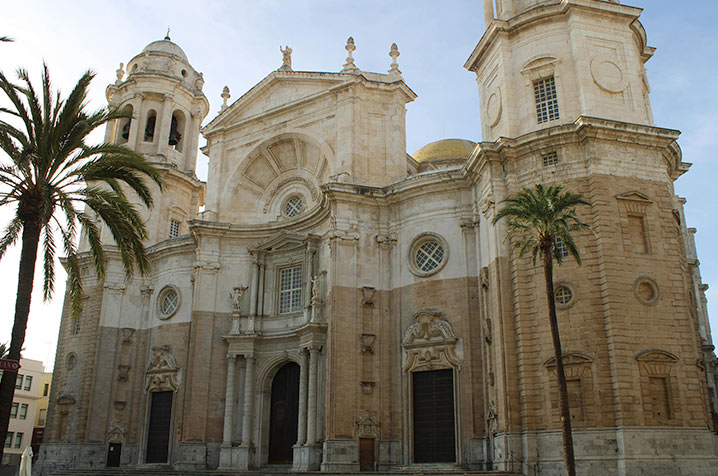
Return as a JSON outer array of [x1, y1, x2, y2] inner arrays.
[[283, 195, 304, 218], [554, 282, 577, 309], [157, 286, 180, 320], [409, 233, 449, 277]]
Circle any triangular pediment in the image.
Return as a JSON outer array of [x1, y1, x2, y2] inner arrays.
[[250, 231, 320, 254], [203, 71, 350, 134], [616, 191, 652, 203]]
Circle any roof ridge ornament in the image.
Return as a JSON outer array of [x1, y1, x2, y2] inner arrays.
[[342, 36, 359, 73], [165, 27, 171, 41], [279, 45, 293, 72], [220, 86, 231, 112], [388, 43, 401, 79]]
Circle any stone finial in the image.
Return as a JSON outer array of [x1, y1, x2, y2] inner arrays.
[[279, 45, 293, 72], [388, 43, 401, 79], [220, 86, 230, 111], [165, 27, 171, 41], [342, 36, 359, 73], [115, 63, 124, 84]]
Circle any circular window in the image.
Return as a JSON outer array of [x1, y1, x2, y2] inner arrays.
[[157, 286, 181, 320], [66, 352, 77, 370], [409, 233, 449, 277], [284, 195, 304, 218], [554, 281, 577, 309], [634, 276, 659, 305]]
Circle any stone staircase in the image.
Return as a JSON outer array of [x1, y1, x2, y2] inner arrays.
[[49, 465, 523, 476]]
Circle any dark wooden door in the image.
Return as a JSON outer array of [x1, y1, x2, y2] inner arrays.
[[412, 369, 456, 463], [146, 391, 173, 463], [268, 362, 300, 464], [107, 442, 121, 467], [359, 437, 375, 471]]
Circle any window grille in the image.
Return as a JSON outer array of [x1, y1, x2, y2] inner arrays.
[[169, 219, 180, 238], [555, 285, 573, 305], [555, 237, 569, 258], [284, 196, 303, 218], [279, 266, 303, 314], [160, 289, 179, 317], [415, 241, 445, 273], [543, 151, 559, 167], [534, 76, 560, 123]]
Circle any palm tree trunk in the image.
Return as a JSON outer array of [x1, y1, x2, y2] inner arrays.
[[0, 219, 41, 462], [543, 244, 576, 476]]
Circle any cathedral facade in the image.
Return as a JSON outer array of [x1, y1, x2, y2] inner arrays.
[[37, 1, 718, 475]]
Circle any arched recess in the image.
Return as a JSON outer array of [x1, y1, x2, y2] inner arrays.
[[169, 109, 186, 152], [224, 132, 332, 221], [144, 109, 157, 142], [256, 354, 302, 466], [402, 308, 462, 464], [117, 105, 133, 144]]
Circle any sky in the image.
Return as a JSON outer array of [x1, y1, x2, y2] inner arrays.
[[0, 0, 716, 368]]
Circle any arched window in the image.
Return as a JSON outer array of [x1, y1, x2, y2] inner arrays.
[[144, 110, 157, 142], [168, 110, 185, 152], [117, 105, 133, 144]]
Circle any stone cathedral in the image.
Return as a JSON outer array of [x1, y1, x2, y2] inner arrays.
[[36, 1, 718, 475]]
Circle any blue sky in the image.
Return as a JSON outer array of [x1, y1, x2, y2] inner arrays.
[[1, 0, 716, 365]]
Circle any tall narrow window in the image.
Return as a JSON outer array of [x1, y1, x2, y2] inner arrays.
[[38, 409, 47, 426], [43, 383, 49, 397], [534, 76, 559, 123], [554, 237, 569, 258], [117, 105, 133, 144], [10, 403, 17, 418], [14, 432, 22, 448], [144, 110, 157, 142], [649, 376, 671, 420], [15, 375, 22, 390], [628, 214, 649, 254], [5, 432, 12, 448], [19, 403, 27, 419], [169, 219, 180, 238], [24, 375, 32, 391], [74, 317, 81, 335], [279, 266, 303, 314], [168, 110, 185, 152]]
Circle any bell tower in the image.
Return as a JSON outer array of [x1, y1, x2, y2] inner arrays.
[[102, 34, 209, 245], [467, 0, 653, 142]]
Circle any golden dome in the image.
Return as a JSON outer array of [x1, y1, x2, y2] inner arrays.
[[412, 139, 476, 163]]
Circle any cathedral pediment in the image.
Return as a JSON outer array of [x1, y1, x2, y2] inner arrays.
[[250, 231, 320, 254], [203, 71, 349, 134]]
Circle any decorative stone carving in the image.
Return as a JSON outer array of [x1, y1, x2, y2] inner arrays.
[[356, 412, 379, 438], [485, 88, 502, 126], [120, 328, 134, 343], [107, 419, 126, 443], [360, 381, 375, 394], [279, 45, 293, 71], [115, 63, 124, 84], [231, 285, 248, 314], [590, 56, 627, 93], [388, 43, 401, 78], [117, 365, 130, 381], [220, 86, 230, 111], [145, 345, 180, 392], [57, 395, 76, 406], [402, 308, 460, 373], [311, 275, 322, 307]]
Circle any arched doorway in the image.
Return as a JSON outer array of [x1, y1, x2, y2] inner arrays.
[[268, 362, 300, 464]]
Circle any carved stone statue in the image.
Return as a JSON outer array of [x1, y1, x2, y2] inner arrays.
[[311, 275, 321, 306], [115, 63, 124, 84], [231, 286, 247, 313], [279, 45, 293, 71]]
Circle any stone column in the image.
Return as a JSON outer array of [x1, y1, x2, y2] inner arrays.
[[257, 258, 266, 318], [156, 93, 174, 156], [297, 348, 309, 445], [248, 258, 259, 332], [222, 354, 237, 446], [241, 354, 255, 446], [306, 346, 320, 444]]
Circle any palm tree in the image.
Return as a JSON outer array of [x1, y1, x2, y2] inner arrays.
[[0, 65, 162, 460], [492, 184, 590, 476], [0, 37, 12, 43]]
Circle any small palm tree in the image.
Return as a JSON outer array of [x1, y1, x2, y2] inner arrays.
[[0, 65, 162, 460], [492, 184, 590, 476]]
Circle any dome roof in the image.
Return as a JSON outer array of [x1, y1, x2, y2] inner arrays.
[[142, 39, 189, 62], [412, 139, 476, 163]]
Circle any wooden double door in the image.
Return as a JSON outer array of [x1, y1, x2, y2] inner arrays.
[[268, 362, 300, 464], [412, 369, 456, 463]]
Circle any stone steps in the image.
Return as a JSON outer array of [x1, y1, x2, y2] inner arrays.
[[50, 468, 523, 476]]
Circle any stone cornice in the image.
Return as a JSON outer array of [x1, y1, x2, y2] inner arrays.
[[464, 116, 686, 180], [464, 0, 647, 73]]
